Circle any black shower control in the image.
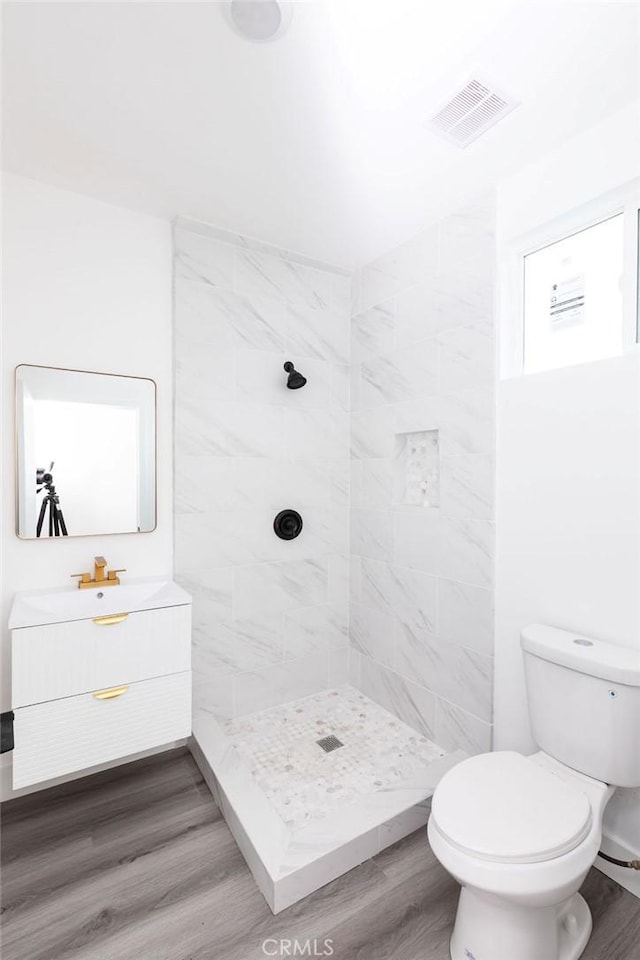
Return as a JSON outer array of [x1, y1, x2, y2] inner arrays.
[[274, 509, 303, 541], [284, 361, 307, 389]]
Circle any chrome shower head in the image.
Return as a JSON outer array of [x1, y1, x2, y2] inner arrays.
[[284, 361, 307, 390]]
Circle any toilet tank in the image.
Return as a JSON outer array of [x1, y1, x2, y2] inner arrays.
[[521, 624, 640, 787]]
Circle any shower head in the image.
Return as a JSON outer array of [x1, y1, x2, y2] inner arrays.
[[284, 361, 307, 390]]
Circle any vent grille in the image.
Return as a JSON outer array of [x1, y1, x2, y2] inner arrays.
[[429, 77, 520, 148], [316, 735, 343, 754]]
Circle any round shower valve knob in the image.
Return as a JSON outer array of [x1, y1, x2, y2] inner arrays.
[[273, 509, 303, 540]]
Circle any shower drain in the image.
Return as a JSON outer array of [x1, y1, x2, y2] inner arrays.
[[316, 735, 343, 753]]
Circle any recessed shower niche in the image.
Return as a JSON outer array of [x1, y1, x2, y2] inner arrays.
[[394, 429, 440, 507]]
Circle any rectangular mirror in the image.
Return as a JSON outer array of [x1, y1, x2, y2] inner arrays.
[[16, 365, 156, 539]]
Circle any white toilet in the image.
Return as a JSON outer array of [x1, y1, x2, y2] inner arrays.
[[428, 623, 640, 960]]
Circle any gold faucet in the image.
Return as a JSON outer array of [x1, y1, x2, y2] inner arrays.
[[71, 556, 126, 589]]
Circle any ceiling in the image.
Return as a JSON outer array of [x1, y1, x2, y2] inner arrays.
[[2, 1, 639, 268]]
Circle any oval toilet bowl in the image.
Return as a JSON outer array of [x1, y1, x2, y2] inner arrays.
[[427, 751, 615, 960], [428, 813, 601, 908]]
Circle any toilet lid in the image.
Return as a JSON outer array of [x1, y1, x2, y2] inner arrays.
[[431, 752, 593, 864]]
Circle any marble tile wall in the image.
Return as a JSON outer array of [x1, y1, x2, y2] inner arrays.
[[174, 220, 351, 722], [175, 200, 496, 756], [348, 196, 496, 755]]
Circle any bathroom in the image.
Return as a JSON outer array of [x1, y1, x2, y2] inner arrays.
[[1, 1, 640, 958]]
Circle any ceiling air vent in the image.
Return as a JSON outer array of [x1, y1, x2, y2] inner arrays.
[[428, 77, 520, 148]]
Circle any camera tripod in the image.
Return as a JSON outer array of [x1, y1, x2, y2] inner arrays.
[[36, 463, 68, 538]]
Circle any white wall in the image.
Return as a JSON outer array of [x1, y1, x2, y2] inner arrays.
[[496, 103, 640, 243], [1, 173, 173, 798], [495, 103, 640, 853], [496, 356, 640, 747]]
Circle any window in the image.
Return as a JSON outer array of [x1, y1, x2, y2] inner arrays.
[[523, 213, 624, 375]]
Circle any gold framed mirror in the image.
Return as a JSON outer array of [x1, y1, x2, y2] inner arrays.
[[15, 364, 157, 539]]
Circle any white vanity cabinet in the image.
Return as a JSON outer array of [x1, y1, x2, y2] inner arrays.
[[9, 581, 192, 789]]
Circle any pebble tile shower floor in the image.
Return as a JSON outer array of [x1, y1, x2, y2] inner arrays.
[[224, 685, 446, 829]]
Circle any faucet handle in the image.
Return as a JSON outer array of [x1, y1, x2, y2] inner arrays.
[[107, 568, 126, 581], [71, 573, 91, 586]]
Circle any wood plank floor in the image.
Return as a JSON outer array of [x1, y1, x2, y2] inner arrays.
[[1, 747, 639, 960]]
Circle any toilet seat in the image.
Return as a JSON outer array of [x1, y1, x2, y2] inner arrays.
[[431, 751, 593, 865]]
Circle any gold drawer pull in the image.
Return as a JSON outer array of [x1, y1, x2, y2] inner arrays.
[[93, 685, 129, 700], [93, 613, 129, 626]]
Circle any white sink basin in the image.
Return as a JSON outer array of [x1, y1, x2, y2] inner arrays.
[[8, 578, 191, 629]]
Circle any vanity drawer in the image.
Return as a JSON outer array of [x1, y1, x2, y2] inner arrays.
[[12, 604, 191, 708], [12, 671, 191, 789]]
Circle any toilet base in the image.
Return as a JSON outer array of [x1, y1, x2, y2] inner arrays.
[[449, 888, 592, 960]]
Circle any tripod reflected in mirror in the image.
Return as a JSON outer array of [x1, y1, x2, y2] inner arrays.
[[36, 461, 68, 537]]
